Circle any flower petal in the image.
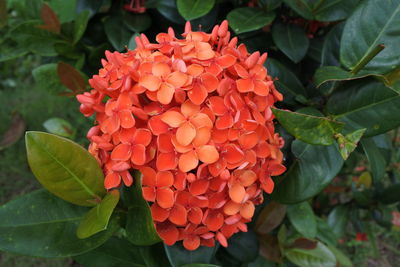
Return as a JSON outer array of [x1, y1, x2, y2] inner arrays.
[[192, 127, 211, 147], [111, 143, 131, 161], [139, 75, 161, 91], [201, 72, 218, 92], [133, 128, 152, 146], [161, 110, 186, 127], [151, 203, 169, 222], [178, 150, 199, 172], [238, 131, 259, 150], [130, 144, 146, 165], [167, 71, 187, 88], [236, 78, 254, 93], [181, 100, 200, 118], [176, 121, 196, 146], [188, 207, 203, 224], [156, 170, 174, 188], [223, 200, 241, 215], [157, 133, 175, 153], [104, 172, 121, 189], [240, 201, 255, 219], [183, 235, 201, 251], [229, 183, 246, 203], [169, 204, 187, 226], [156, 152, 178, 171], [141, 166, 157, 187], [188, 83, 208, 105], [148, 115, 169, 135], [197, 145, 219, 164], [157, 83, 175, 105], [189, 179, 210, 196], [156, 188, 175, 209]]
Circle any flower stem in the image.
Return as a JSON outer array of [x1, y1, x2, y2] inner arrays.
[[351, 44, 385, 75]]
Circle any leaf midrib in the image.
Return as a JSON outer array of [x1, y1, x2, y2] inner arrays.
[[0, 216, 83, 227]]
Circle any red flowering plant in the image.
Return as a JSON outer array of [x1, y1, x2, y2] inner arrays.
[[1, 0, 400, 266]]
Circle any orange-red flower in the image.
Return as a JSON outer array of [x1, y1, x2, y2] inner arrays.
[[77, 20, 286, 250]]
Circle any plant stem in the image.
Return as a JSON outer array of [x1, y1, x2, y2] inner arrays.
[[351, 44, 385, 75]]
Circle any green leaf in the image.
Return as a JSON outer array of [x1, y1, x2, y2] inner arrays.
[[264, 58, 307, 105], [164, 243, 216, 267], [48, 0, 77, 23], [43, 117, 76, 139], [104, 16, 132, 51], [25, 131, 106, 206], [282, 0, 315, 20], [76, 0, 109, 17], [361, 138, 387, 183], [327, 206, 349, 239], [340, 0, 400, 74], [0, 0, 8, 28], [287, 202, 316, 239], [336, 128, 366, 160], [0, 190, 117, 257], [32, 63, 64, 92], [255, 201, 287, 234], [73, 10, 90, 44], [314, 66, 386, 88], [327, 245, 353, 267], [123, 11, 152, 33], [77, 190, 120, 239], [285, 242, 336, 267], [326, 79, 400, 136], [272, 140, 344, 204], [156, 0, 185, 24], [74, 237, 147, 266], [124, 171, 161, 246], [321, 23, 344, 66], [128, 33, 139, 50], [316, 218, 337, 246], [181, 265, 220, 267], [227, 7, 275, 34], [177, 0, 215, 20], [378, 184, 400, 204], [272, 108, 344, 146], [272, 23, 309, 63], [225, 230, 259, 262]]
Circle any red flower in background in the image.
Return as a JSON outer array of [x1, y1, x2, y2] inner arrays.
[[355, 232, 368, 242], [77, 20, 286, 250]]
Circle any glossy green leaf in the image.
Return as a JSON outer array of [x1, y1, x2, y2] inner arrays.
[[225, 230, 259, 262], [264, 58, 307, 105], [272, 108, 344, 146], [327, 80, 400, 136], [73, 10, 90, 43], [104, 16, 132, 51], [76, 0, 109, 17], [128, 33, 139, 50], [285, 242, 336, 267], [340, 0, 400, 74], [48, 0, 77, 23], [361, 138, 387, 182], [74, 237, 146, 266], [378, 184, 400, 204], [164, 243, 216, 267], [246, 255, 277, 267], [327, 206, 349, 239], [77, 190, 120, 239], [260, 0, 282, 11], [287, 202, 316, 239], [283, 0, 360, 21], [227, 7, 275, 34], [316, 218, 337, 246], [0, 190, 117, 257], [25, 131, 106, 206], [156, 0, 185, 24], [177, 0, 215, 20], [327, 245, 353, 267], [336, 128, 366, 160], [321, 23, 344, 66], [272, 23, 309, 63], [255, 201, 286, 234], [181, 265, 220, 267], [43, 117, 76, 139], [124, 171, 161, 246], [32, 63, 64, 93], [272, 140, 344, 204], [123, 12, 152, 33]]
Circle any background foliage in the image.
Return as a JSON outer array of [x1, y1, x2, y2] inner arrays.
[[1, 0, 400, 266]]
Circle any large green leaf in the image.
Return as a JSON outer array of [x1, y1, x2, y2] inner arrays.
[[327, 206, 349, 238], [104, 16, 132, 51], [282, 0, 360, 21], [43, 117, 76, 139], [25, 131, 106, 206], [123, 11, 152, 33], [264, 58, 307, 105], [0, 190, 117, 257], [74, 237, 146, 267], [326, 80, 400, 136], [124, 171, 161, 246], [77, 190, 120, 239], [156, 0, 185, 24], [336, 128, 366, 160], [378, 184, 400, 204], [285, 242, 336, 267], [225, 230, 259, 262], [272, 108, 344, 146], [321, 23, 344, 66], [48, 0, 77, 23], [164, 243, 216, 267], [340, 0, 400, 74], [177, 0, 215, 20], [287, 202, 316, 239], [272, 23, 309, 63], [255, 201, 287, 234], [272, 140, 344, 204], [327, 245, 353, 267], [316, 218, 337, 246], [227, 7, 275, 34], [32, 63, 65, 93], [361, 138, 387, 182], [73, 10, 90, 44]]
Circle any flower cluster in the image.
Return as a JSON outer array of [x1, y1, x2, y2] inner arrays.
[[77, 20, 286, 250]]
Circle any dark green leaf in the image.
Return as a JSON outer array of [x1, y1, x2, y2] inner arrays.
[[287, 202, 316, 239], [264, 58, 307, 105], [164, 243, 216, 267], [245, 255, 277, 267], [76, 0, 108, 17], [326, 80, 400, 136], [181, 265, 220, 267], [327, 206, 349, 238], [156, 0, 185, 24], [32, 63, 64, 93], [0, 112, 26, 150], [340, 0, 400, 74], [177, 0, 215, 20], [255, 201, 286, 234], [272, 23, 309, 63], [123, 12, 152, 33], [272, 140, 344, 204], [260, 0, 282, 11], [128, 34, 139, 50], [336, 128, 366, 160], [316, 218, 337, 246], [227, 7, 275, 34], [0, 0, 8, 28], [73, 10, 90, 43], [43, 117, 76, 139], [327, 245, 353, 267], [0, 190, 117, 257], [74, 237, 146, 267], [125, 171, 161, 246], [321, 23, 344, 66], [361, 138, 387, 182], [285, 242, 336, 267], [378, 184, 400, 204], [77, 190, 120, 239], [272, 108, 344, 146], [282, 0, 315, 19], [25, 131, 106, 206], [104, 16, 132, 51], [225, 230, 259, 262], [48, 0, 77, 23]]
